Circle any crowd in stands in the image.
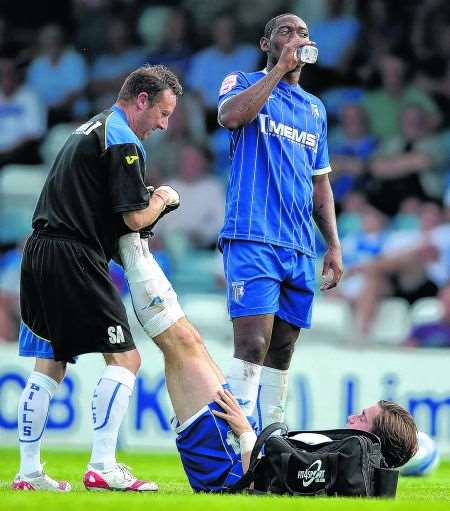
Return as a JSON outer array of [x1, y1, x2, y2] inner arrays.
[[1, 0, 449, 346]]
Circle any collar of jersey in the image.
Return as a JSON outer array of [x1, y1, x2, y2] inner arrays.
[[111, 104, 129, 124], [110, 104, 146, 161]]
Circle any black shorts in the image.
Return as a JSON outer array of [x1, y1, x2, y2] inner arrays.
[[20, 231, 135, 363]]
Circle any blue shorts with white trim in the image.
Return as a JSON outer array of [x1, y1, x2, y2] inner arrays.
[[222, 239, 316, 328], [175, 401, 246, 492], [19, 322, 55, 359]]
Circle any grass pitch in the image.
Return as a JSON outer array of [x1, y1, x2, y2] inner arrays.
[[1, 448, 449, 511]]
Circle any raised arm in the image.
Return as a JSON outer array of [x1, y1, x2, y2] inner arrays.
[[312, 173, 343, 290], [218, 40, 302, 130]]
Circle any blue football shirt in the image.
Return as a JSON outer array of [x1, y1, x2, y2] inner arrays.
[[218, 71, 331, 257]]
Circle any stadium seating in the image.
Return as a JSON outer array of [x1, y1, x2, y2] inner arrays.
[[367, 297, 411, 346], [409, 297, 444, 325], [179, 292, 232, 342], [0, 164, 48, 243], [295, 297, 354, 344]]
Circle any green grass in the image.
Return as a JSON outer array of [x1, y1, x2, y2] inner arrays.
[[1, 448, 449, 510]]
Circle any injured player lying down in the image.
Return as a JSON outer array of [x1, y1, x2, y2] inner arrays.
[[118, 232, 418, 492]]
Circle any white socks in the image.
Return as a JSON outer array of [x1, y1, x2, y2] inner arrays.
[[118, 233, 183, 338], [226, 357, 262, 417], [18, 371, 58, 476], [254, 366, 289, 431], [89, 365, 136, 469]]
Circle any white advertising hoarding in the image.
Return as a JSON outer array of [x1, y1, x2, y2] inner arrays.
[[0, 338, 449, 455]]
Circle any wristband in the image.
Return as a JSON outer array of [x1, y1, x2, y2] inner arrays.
[[239, 431, 257, 455]]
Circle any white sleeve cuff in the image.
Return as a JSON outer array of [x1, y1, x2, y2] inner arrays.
[[312, 165, 332, 176], [240, 431, 257, 455]]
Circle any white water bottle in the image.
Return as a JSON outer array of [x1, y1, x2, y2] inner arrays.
[[296, 45, 318, 64]]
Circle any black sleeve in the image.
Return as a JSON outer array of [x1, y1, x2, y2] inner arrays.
[[106, 143, 150, 213]]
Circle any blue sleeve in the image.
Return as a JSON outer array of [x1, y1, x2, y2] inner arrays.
[[217, 72, 250, 111], [313, 103, 331, 175]]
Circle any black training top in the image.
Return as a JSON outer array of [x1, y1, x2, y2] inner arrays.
[[32, 105, 150, 260]]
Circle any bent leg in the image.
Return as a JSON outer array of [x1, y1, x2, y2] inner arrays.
[[154, 317, 224, 424], [119, 234, 184, 339], [119, 233, 224, 423]]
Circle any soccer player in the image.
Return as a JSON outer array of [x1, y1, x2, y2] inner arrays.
[[116, 233, 417, 492], [13, 65, 182, 492], [216, 13, 344, 431]]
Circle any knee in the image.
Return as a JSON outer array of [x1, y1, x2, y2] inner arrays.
[[265, 340, 296, 369], [174, 324, 202, 352], [34, 359, 67, 383], [234, 335, 269, 365], [105, 349, 141, 374], [163, 322, 204, 356]]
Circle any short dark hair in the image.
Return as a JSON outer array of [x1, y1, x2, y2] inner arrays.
[[263, 13, 298, 39], [117, 64, 183, 104], [372, 400, 418, 468]]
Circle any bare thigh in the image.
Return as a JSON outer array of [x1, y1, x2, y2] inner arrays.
[[154, 317, 223, 424]]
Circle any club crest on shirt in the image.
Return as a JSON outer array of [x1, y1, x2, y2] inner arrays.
[[310, 103, 320, 117], [220, 74, 238, 95], [232, 281, 245, 303]]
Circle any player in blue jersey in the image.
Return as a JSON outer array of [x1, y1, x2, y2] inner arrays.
[[13, 65, 182, 492], [217, 13, 344, 431]]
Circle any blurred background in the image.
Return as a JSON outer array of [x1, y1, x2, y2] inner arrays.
[[0, 0, 449, 452], [1, 0, 450, 348]]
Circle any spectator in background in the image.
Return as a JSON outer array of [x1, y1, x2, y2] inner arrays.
[[0, 57, 47, 167], [161, 143, 225, 249], [413, 2, 450, 127], [335, 205, 388, 310], [328, 103, 378, 205], [143, 95, 206, 179], [362, 54, 440, 143], [348, 202, 450, 337], [90, 19, 146, 112], [27, 24, 89, 125], [73, 0, 113, 57], [403, 283, 450, 347], [186, 13, 260, 130], [309, 0, 360, 70], [147, 7, 194, 80], [336, 191, 366, 237], [348, 1, 392, 85], [366, 104, 448, 216]]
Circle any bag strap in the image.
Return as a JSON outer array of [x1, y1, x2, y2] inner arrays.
[[249, 422, 288, 467], [227, 422, 288, 492]]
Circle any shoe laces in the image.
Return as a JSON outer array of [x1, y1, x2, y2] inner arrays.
[[116, 464, 134, 482]]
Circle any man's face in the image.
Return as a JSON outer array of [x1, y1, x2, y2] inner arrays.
[[136, 88, 177, 140], [346, 403, 382, 432], [263, 15, 310, 68]]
